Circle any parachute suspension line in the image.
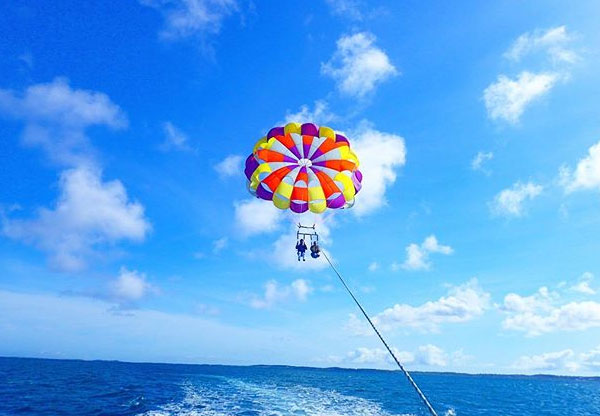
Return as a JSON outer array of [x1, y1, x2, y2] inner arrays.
[[322, 251, 439, 416]]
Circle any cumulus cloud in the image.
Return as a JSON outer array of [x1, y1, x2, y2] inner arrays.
[[401, 235, 453, 271], [483, 71, 558, 124], [214, 154, 243, 178], [512, 345, 600, 373], [504, 26, 578, 64], [331, 344, 464, 369], [484, 26, 578, 125], [513, 349, 576, 372], [350, 122, 407, 215], [140, 0, 238, 39], [416, 344, 448, 367], [110, 267, 157, 304], [570, 272, 596, 295], [560, 140, 600, 193], [321, 32, 397, 98], [471, 151, 494, 172], [0, 78, 127, 165], [490, 181, 543, 217], [160, 121, 192, 152], [2, 166, 151, 272], [501, 286, 557, 315], [580, 346, 600, 370], [345, 346, 413, 366], [350, 279, 490, 334], [284, 100, 337, 125], [249, 279, 313, 309], [234, 198, 284, 236], [501, 285, 600, 336]]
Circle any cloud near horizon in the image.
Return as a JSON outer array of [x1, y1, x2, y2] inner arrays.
[[348, 279, 490, 334], [501, 284, 600, 336]]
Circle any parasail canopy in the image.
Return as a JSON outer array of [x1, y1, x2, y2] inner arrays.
[[244, 122, 362, 214]]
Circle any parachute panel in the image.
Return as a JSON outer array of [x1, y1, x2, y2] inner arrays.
[[244, 122, 363, 214]]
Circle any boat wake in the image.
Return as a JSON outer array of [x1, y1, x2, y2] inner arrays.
[[139, 378, 417, 416]]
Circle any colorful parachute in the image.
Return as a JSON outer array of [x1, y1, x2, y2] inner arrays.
[[244, 122, 362, 213]]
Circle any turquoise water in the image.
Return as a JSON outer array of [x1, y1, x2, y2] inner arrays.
[[1, 357, 599, 415]]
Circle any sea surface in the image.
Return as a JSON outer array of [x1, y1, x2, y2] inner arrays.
[[1, 357, 599, 416]]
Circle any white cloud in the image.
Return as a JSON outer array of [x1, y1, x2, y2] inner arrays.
[[140, 0, 238, 39], [214, 154, 243, 178], [483, 71, 558, 124], [571, 272, 596, 295], [416, 344, 448, 367], [501, 286, 557, 315], [345, 347, 414, 366], [513, 349, 576, 372], [354, 279, 490, 334], [3, 166, 151, 272], [402, 235, 453, 271], [580, 345, 600, 370], [0, 78, 127, 165], [160, 121, 192, 152], [284, 100, 337, 125], [291, 279, 312, 301], [249, 279, 313, 309], [110, 267, 157, 303], [501, 286, 600, 336], [504, 26, 578, 64], [560, 141, 600, 193], [490, 181, 543, 217], [321, 32, 397, 98], [368, 261, 378, 272], [212, 236, 228, 253], [325, 0, 363, 20], [471, 151, 494, 172], [511, 345, 600, 373], [234, 198, 284, 236], [333, 344, 458, 369], [350, 122, 407, 215]]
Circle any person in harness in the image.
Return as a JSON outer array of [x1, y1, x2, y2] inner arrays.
[[296, 238, 307, 261], [310, 241, 320, 258]]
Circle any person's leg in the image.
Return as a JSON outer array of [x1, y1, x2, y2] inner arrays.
[[297, 251, 301, 261]]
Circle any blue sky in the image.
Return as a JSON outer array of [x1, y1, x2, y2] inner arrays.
[[2, 0, 600, 375]]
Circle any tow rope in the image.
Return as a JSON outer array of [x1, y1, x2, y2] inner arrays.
[[322, 251, 439, 416]]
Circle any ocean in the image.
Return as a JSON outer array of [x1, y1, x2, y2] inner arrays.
[[0, 357, 598, 415]]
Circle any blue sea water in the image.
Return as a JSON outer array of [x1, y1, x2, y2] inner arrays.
[[1, 357, 599, 416]]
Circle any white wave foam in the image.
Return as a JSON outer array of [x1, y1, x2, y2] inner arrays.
[[138, 378, 415, 416]]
